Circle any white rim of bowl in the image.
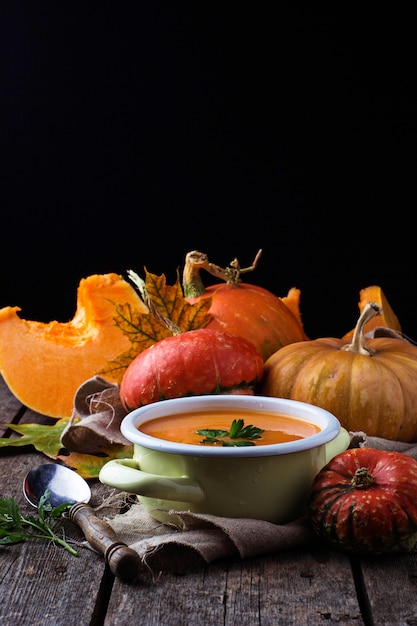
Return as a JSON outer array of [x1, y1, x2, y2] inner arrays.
[[120, 395, 341, 458]]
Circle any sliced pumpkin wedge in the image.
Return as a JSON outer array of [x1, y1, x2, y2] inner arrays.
[[0, 273, 147, 418], [280, 287, 304, 328], [343, 285, 401, 339]]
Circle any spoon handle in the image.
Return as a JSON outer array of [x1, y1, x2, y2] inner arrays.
[[69, 502, 142, 582]]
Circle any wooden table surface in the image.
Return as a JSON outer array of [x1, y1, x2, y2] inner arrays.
[[1, 375, 417, 626]]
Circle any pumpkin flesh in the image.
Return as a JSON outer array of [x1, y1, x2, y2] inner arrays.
[[343, 285, 402, 339], [0, 273, 147, 418], [280, 286, 304, 327]]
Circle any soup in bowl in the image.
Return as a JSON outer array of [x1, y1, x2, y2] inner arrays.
[[99, 395, 350, 524]]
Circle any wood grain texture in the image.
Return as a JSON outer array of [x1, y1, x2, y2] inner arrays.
[[1, 375, 415, 625], [103, 548, 364, 625], [359, 553, 417, 625]]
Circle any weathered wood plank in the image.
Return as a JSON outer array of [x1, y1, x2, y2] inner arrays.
[[0, 378, 363, 626], [236, 548, 363, 625], [358, 552, 417, 625], [104, 561, 231, 626], [104, 546, 364, 625], [0, 375, 24, 434], [0, 534, 106, 626], [4, 372, 416, 626], [0, 450, 109, 626]]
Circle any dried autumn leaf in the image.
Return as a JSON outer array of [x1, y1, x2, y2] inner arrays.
[[0, 419, 133, 479], [60, 375, 130, 454], [100, 269, 213, 384], [0, 419, 70, 458], [139, 269, 212, 329], [57, 445, 133, 479]]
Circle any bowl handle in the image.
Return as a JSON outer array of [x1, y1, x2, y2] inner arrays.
[[324, 427, 350, 464], [99, 458, 205, 503]]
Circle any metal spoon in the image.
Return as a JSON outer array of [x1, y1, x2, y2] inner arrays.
[[23, 463, 141, 582]]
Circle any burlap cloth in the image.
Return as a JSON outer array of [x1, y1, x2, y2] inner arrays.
[[63, 376, 417, 582]]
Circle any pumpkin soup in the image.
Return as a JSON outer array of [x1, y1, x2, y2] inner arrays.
[[138, 409, 320, 446]]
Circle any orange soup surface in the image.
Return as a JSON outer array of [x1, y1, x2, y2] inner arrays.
[[138, 409, 320, 446]]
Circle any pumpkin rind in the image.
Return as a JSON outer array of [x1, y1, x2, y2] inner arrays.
[[187, 282, 308, 361], [308, 448, 417, 554], [182, 249, 308, 361], [0, 273, 148, 418], [262, 320, 417, 443], [120, 328, 264, 411]]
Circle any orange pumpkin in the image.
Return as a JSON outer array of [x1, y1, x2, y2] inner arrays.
[[262, 302, 417, 442], [182, 250, 308, 361], [0, 273, 147, 418]]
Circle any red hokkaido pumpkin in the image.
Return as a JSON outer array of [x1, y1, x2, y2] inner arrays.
[[120, 328, 264, 411], [182, 250, 308, 361], [308, 447, 417, 554]]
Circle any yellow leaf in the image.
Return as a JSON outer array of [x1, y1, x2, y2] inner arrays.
[[0, 419, 70, 457], [100, 269, 213, 384], [0, 420, 133, 479], [142, 268, 212, 329], [57, 445, 133, 479]]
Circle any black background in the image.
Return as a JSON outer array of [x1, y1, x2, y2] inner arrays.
[[1, 4, 415, 340]]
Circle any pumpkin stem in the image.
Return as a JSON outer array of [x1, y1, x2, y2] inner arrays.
[[351, 466, 375, 489], [182, 249, 262, 298], [342, 301, 382, 356]]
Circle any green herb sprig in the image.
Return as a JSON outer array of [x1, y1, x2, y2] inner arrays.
[[197, 418, 264, 447], [0, 491, 78, 556]]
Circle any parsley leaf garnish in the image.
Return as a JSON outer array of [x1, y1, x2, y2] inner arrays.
[[197, 419, 264, 447]]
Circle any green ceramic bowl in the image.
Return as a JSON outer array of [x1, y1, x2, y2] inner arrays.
[[99, 395, 350, 524]]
